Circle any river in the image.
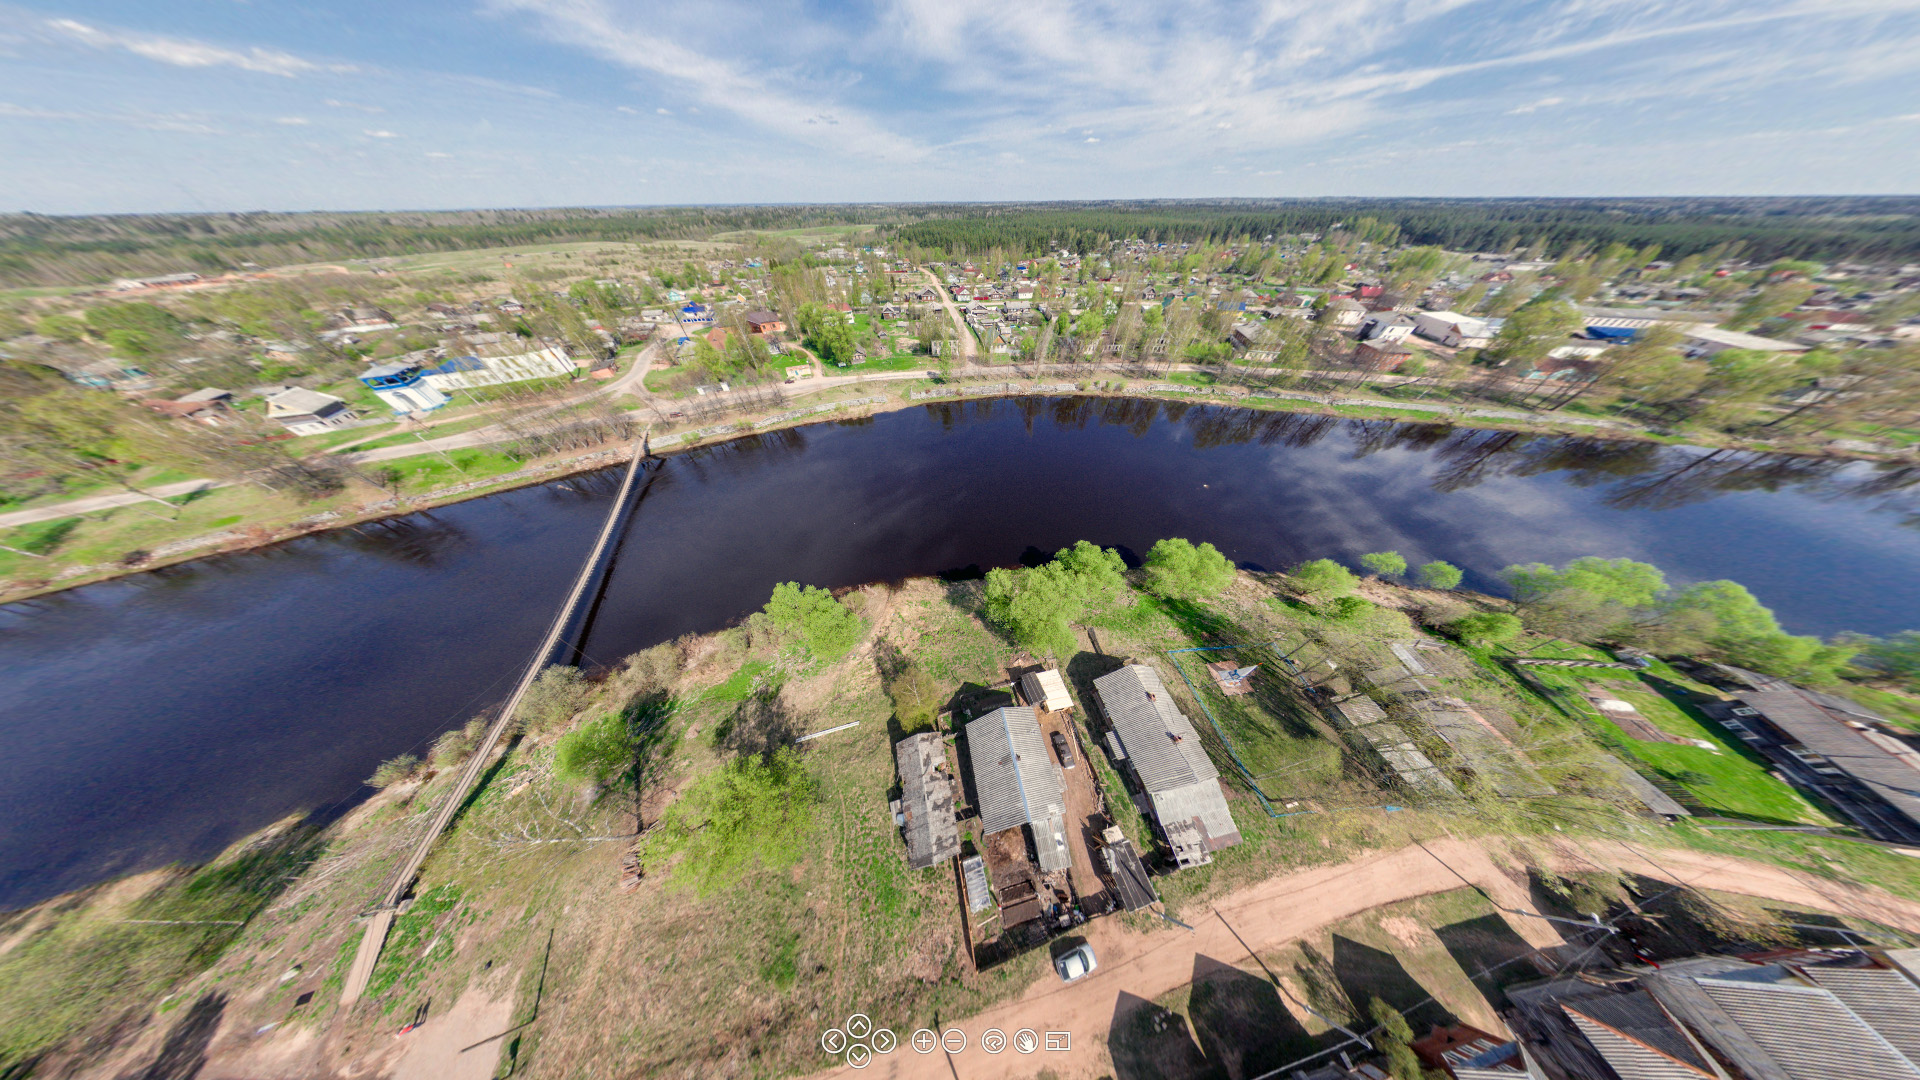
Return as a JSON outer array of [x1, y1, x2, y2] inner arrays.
[[2, 397, 1917, 909]]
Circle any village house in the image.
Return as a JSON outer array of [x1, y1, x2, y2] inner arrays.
[[264, 388, 356, 435], [1319, 297, 1366, 328], [743, 310, 785, 335], [417, 346, 577, 394], [1357, 313, 1416, 342], [1092, 665, 1242, 869], [964, 706, 1071, 874], [358, 362, 452, 414], [142, 387, 234, 426], [1413, 311, 1499, 349], [1353, 340, 1414, 371], [1680, 325, 1811, 358]]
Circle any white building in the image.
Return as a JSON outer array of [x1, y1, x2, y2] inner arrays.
[[1358, 313, 1416, 343], [419, 346, 575, 393], [1414, 311, 1499, 349], [1682, 326, 1811, 359], [264, 389, 357, 435]]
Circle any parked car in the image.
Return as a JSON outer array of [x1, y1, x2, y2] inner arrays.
[[1050, 730, 1075, 769], [1055, 943, 1097, 982]]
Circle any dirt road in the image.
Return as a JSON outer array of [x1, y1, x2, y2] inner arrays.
[[924, 269, 977, 362], [808, 836, 1920, 1080]]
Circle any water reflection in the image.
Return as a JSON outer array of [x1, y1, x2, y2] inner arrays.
[[922, 396, 1920, 523]]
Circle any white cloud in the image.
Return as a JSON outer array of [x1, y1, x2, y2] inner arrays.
[[426, 151, 452, 158], [615, 105, 637, 113], [1084, 136, 1099, 143], [43, 17, 346, 78], [1507, 96, 1565, 114], [487, 0, 926, 160], [324, 99, 385, 113], [364, 129, 399, 138], [275, 116, 311, 125]]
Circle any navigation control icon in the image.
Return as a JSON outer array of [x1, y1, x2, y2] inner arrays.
[[821, 1029, 848, 1055], [846, 1014, 873, 1040], [1014, 1029, 1039, 1054], [871, 1028, 897, 1054], [1045, 1031, 1072, 1051], [942, 1029, 968, 1054], [980, 1028, 1008, 1054], [911, 1029, 938, 1054]]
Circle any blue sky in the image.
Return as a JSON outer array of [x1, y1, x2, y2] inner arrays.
[[3, 0, 1919, 213]]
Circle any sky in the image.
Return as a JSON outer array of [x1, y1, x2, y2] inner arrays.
[[2, 0, 1919, 213]]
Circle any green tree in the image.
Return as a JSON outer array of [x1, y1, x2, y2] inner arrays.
[[983, 540, 1127, 657], [762, 582, 863, 662], [1452, 611, 1523, 646], [1502, 557, 1666, 610], [1289, 558, 1357, 604], [1728, 281, 1815, 330], [367, 754, 420, 788], [1483, 294, 1583, 368], [35, 313, 87, 343], [1415, 561, 1463, 590], [1848, 630, 1920, 686], [639, 748, 818, 895], [885, 659, 941, 733], [1143, 537, 1236, 600], [1359, 551, 1407, 579]]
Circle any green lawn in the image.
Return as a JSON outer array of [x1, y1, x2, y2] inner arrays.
[[1520, 655, 1835, 825]]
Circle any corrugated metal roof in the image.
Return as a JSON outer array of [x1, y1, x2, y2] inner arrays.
[[1738, 690, 1920, 829], [894, 733, 960, 870], [1799, 966, 1920, 1067], [961, 856, 991, 912], [1564, 1008, 1716, 1080], [1694, 975, 1920, 1080], [1598, 752, 1692, 817], [1093, 665, 1217, 793], [965, 707, 1065, 835]]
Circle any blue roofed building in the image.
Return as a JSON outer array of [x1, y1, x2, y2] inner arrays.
[[359, 362, 451, 414]]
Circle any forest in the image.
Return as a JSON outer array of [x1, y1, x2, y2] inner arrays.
[[885, 198, 1920, 264], [8, 197, 1920, 291]]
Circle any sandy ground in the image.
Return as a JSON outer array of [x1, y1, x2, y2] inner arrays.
[[388, 983, 516, 1080], [804, 835, 1920, 1080]]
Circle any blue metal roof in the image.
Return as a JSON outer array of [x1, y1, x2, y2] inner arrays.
[[1586, 325, 1640, 340], [425, 355, 485, 374]]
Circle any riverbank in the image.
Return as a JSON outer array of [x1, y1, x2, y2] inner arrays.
[[9, 567, 1920, 1079], [5, 374, 1911, 607]]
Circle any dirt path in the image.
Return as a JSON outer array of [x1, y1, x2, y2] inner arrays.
[[923, 270, 977, 363], [388, 982, 516, 1080], [808, 836, 1920, 1080]]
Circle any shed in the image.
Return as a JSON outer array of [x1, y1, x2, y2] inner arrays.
[[893, 733, 961, 870], [1093, 665, 1241, 867], [1020, 669, 1073, 713]]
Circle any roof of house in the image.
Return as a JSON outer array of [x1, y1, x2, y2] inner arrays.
[[264, 388, 347, 419], [1798, 964, 1920, 1066], [360, 362, 416, 380], [894, 732, 960, 870], [743, 309, 780, 324], [1597, 752, 1692, 817], [1021, 669, 1073, 712], [1094, 665, 1217, 793], [1095, 665, 1241, 851], [176, 387, 233, 403], [964, 706, 1065, 835], [1736, 689, 1920, 828]]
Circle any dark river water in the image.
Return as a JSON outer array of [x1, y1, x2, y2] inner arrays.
[[3, 397, 1918, 909]]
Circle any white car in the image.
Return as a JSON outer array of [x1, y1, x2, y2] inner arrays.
[[1054, 943, 1097, 982]]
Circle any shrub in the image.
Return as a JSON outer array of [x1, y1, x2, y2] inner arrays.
[[367, 754, 420, 789], [1415, 560, 1463, 590], [428, 717, 488, 767], [553, 713, 634, 787], [984, 540, 1127, 658], [1451, 611, 1523, 646], [516, 666, 593, 735], [639, 748, 818, 895], [1144, 537, 1236, 600]]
